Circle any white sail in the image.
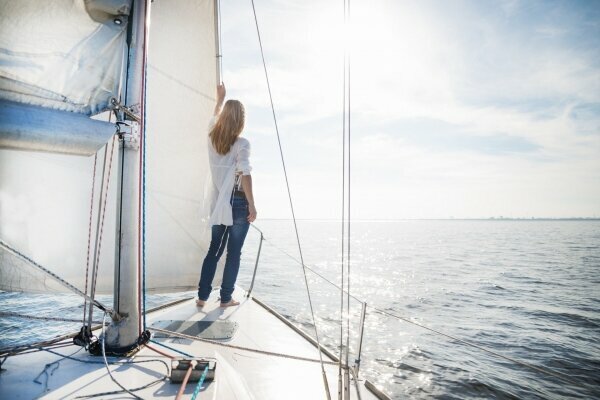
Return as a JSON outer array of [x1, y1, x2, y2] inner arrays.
[[144, 0, 217, 292], [0, 0, 127, 294], [0, 0, 129, 114], [0, 0, 218, 294], [0, 147, 119, 294]]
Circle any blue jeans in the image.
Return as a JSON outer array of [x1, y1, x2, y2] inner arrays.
[[198, 197, 250, 303]]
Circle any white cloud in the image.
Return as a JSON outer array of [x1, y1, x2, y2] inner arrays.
[[220, 0, 600, 219]]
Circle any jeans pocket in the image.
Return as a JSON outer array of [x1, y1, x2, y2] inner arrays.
[[232, 204, 249, 224]]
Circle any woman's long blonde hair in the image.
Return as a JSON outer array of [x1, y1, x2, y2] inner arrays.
[[210, 99, 245, 155]]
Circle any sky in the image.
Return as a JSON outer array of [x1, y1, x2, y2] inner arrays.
[[219, 0, 600, 220]]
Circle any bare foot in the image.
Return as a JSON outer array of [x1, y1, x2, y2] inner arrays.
[[220, 299, 240, 308], [196, 299, 206, 307]]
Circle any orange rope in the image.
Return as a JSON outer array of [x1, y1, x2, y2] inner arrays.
[[175, 362, 195, 400], [145, 343, 175, 359]]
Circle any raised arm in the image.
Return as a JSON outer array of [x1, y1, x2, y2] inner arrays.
[[214, 83, 226, 116]]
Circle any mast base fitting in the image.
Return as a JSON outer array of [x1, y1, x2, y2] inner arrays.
[[170, 358, 216, 383], [73, 325, 94, 347], [88, 329, 151, 357]]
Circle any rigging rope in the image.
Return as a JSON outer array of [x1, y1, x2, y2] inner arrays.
[[216, 0, 223, 82], [345, 0, 353, 391], [338, 0, 351, 398], [0, 311, 103, 325], [142, 87, 147, 332], [87, 135, 117, 329], [100, 312, 143, 400], [140, 0, 150, 333], [34, 347, 84, 392], [149, 339, 194, 358], [0, 239, 114, 317], [190, 364, 210, 400], [258, 235, 363, 303], [150, 326, 338, 366], [249, 1, 332, 398], [83, 153, 98, 326], [1, 342, 73, 360], [86, 142, 110, 328], [35, 344, 169, 399], [83, 110, 115, 331], [369, 306, 580, 386], [0, 298, 191, 357], [249, 225, 582, 388]]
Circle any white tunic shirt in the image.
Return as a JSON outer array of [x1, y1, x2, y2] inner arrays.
[[207, 116, 252, 226]]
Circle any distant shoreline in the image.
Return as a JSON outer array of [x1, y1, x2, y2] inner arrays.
[[258, 217, 600, 222]]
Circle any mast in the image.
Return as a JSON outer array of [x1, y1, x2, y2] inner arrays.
[[102, 0, 221, 353], [103, 0, 148, 352]]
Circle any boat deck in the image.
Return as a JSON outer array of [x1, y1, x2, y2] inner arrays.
[[0, 290, 385, 399]]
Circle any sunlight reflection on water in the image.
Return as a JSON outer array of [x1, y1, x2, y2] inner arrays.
[[2, 220, 599, 399]]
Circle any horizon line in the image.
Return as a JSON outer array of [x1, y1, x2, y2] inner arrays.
[[256, 217, 600, 221]]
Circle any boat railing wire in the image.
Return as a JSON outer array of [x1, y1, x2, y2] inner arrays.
[[243, 223, 582, 387], [244, 224, 370, 378]]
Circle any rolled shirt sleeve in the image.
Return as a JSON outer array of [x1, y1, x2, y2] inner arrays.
[[236, 138, 252, 176]]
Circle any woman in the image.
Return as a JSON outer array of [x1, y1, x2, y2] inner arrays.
[[197, 84, 257, 308]]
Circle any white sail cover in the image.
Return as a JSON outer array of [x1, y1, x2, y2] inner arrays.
[[0, 0, 129, 115], [0, 0, 217, 294]]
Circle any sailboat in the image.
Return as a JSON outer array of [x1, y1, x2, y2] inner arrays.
[[0, 0, 390, 398]]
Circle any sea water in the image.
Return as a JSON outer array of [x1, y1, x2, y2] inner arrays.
[[1, 220, 599, 399]]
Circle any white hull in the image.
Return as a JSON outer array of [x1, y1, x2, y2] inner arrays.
[[1, 289, 385, 399]]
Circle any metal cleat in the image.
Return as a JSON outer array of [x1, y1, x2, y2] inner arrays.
[[170, 358, 216, 383]]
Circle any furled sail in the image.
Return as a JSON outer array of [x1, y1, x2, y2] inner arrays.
[[0, 0, 218, 294], [0, 0, 129, 114]]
